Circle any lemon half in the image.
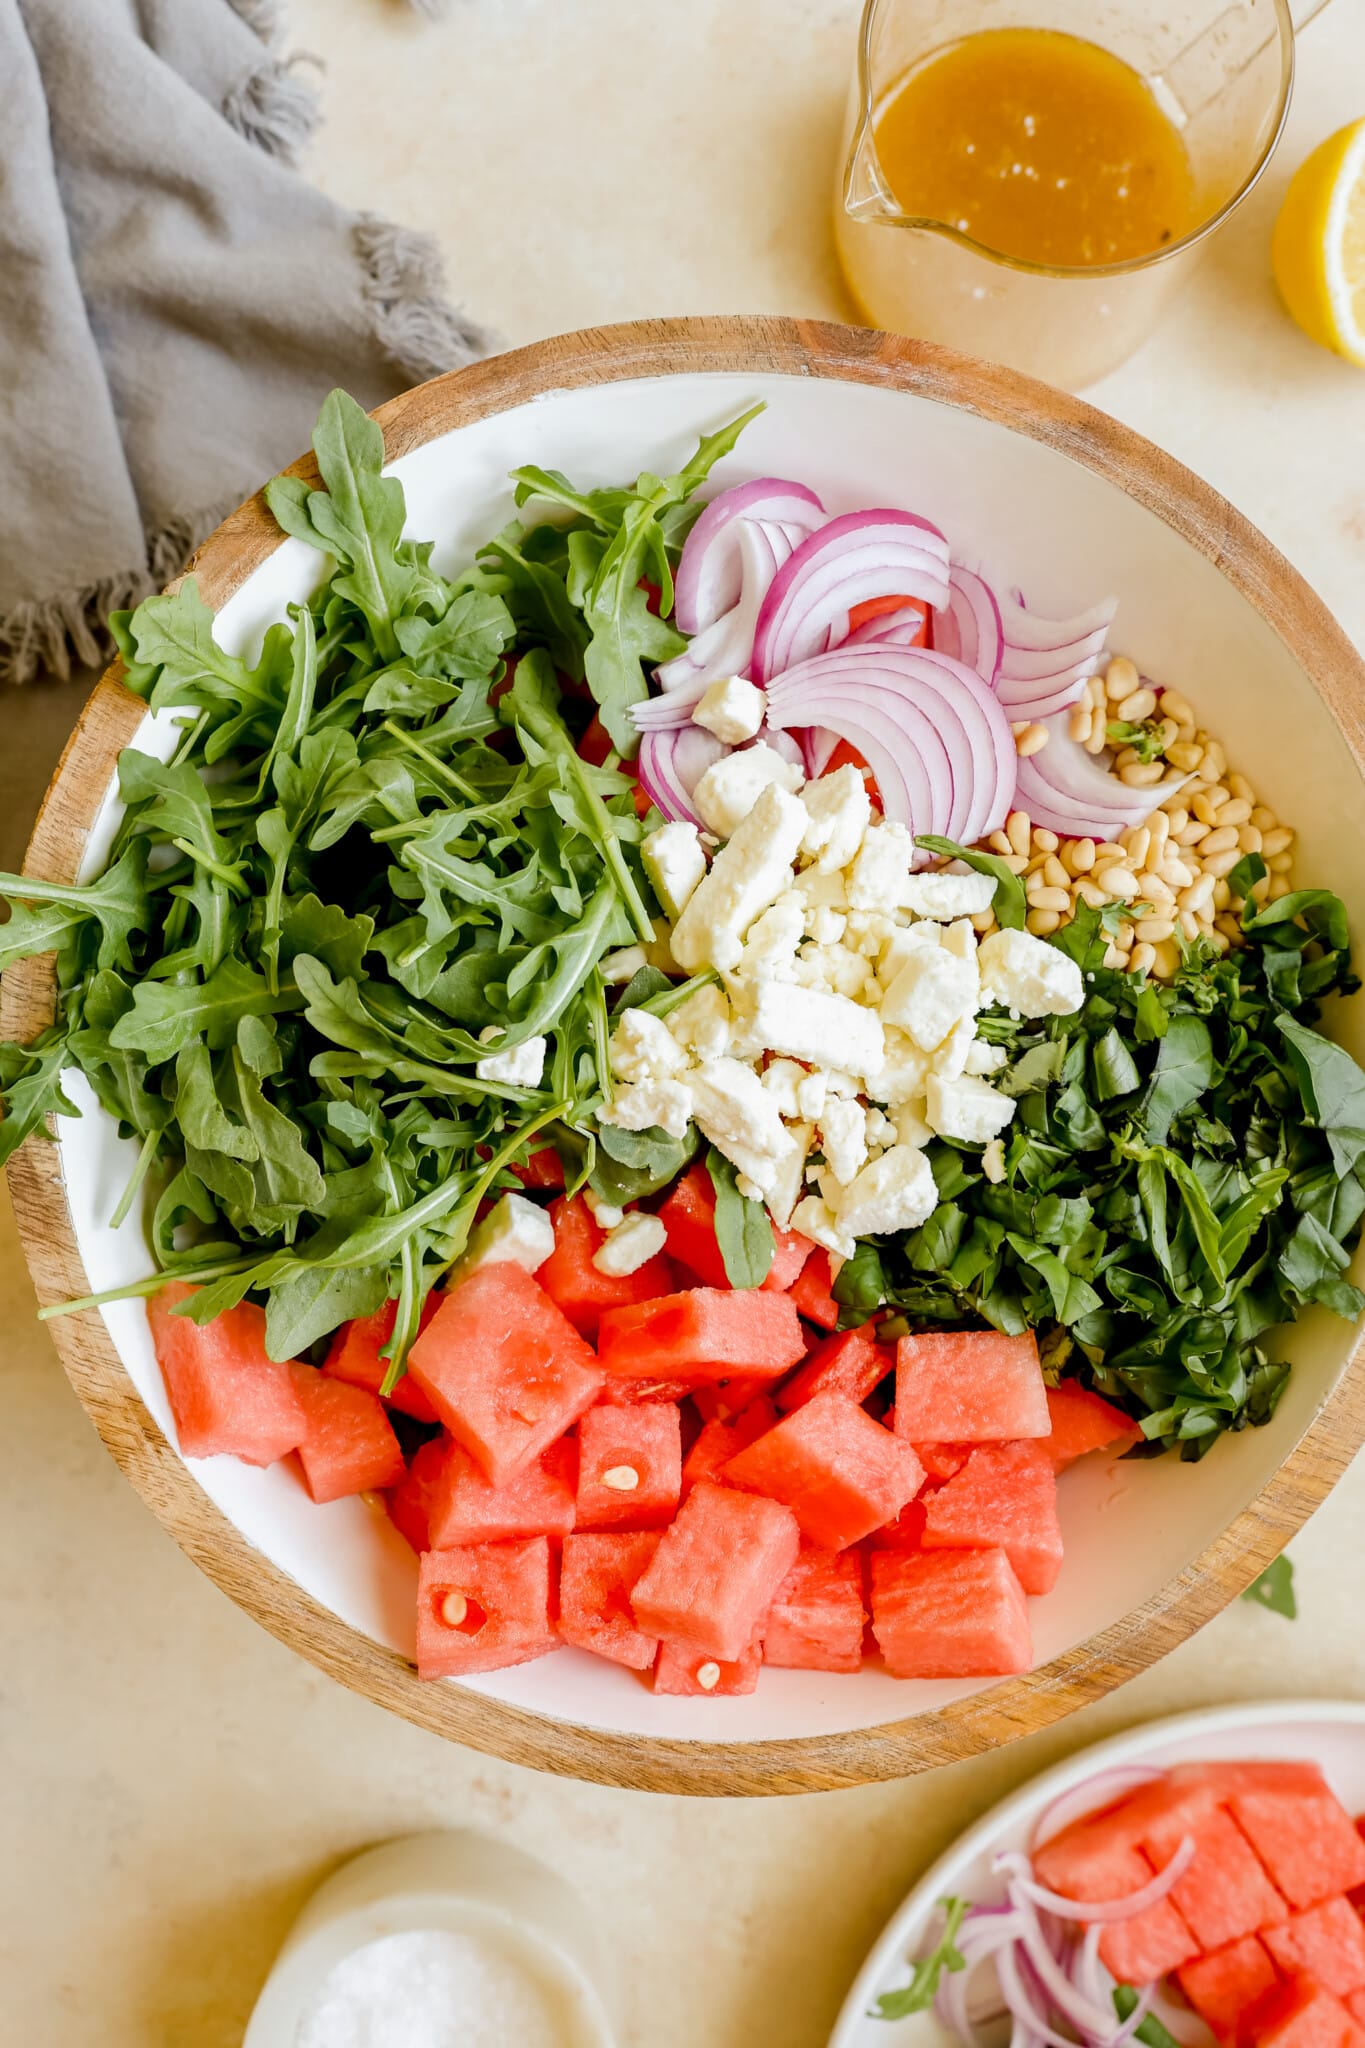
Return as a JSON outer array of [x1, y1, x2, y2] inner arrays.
[[1272, 116, 1365, 366]]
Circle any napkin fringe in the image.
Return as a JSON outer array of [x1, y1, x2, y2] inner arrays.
[[227, 0, 287, 48], [354, 214, 495, 383], [222, 53, 320, 164]]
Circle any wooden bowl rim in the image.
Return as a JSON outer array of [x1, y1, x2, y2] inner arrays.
[[8, 315, 1365, 1796]]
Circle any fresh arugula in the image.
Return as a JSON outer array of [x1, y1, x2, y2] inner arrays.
[[706, 1147, 775, 1288], [870, 1898, 969, 2022], [1242, 1554, 1297, 1619], [0, 390, 756, 1386], [1114, 1986, 1182, 2048]]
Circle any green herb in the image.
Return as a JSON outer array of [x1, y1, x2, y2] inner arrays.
[[0, 390, 759, 1385], [1107, 718, 1169, 764], [870, 1898, 969, 2022], [706, 1147, 775, 1288], [1114, 1985, 1182, 2048], [915, 834, 1027, 929], [1242, 1554, 1297, 1619]]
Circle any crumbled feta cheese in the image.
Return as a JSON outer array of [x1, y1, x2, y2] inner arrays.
[[865, 1106, 898, 1149], [642, 821, 707, 921], [790, 1193, 857, 1262], [877, 920, 941, 988], [795, 1070, 828, 1120], [845, 908, 893, 959], [689, 1057, 801, 1197], [742, 980, 885, 1081], [932, 1014, 979, 1080], [893, 1100, 933, 1149], [462, 1192, 556, 1275], [692, 674, 767, 745], [584, 1188, 626, 1230], [475, 1030, 547, 1087], [941, 918, 980, 969], [977, 927, 1085, 1018], [808, 906, 846, 946], [800, 764, 871, 874], [598, 945, 648, 985], [795, 941, 873, 1001], [736, 1174, 764, 1203], [693, 743, 804, 838], [832, 1146, 938, 1238], [671, 784, 809, 973], [592, 1210, 668, 1277], [823, 1069, 862, 1097], [925, 1072, 1016, 1144], [609, 1008, 690, 1085], [964, 1038, 1007, 1077], [761, 1059, 807, 1116], [901, 870, 997, 919], [738, 890, 806, 980], [667, 982, 732, 1061], [599, 1078, 694, 1141], [819, 1096, 868, 1186], [982, 1137, 1007, 1184], [865, 1029, 929, 1105], [847, 820, 916, 910], [765, 1119, 813, 1230], [880, 946, 979, 1052], [794, 867, 849, 915]]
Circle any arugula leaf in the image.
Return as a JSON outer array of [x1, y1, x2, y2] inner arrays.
[[1114, 1986, 1183, 2048], [706, 1148, 775, 1288], [914, 835, 1026, 929], [1242, 1554, 1297, 1619], [870, 1898, 968, 2022]]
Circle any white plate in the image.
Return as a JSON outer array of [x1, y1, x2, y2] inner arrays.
[[831, 1698, 1365, 2046]]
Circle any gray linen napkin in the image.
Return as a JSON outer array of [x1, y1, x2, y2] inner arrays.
[[0, 0, 491, 687]]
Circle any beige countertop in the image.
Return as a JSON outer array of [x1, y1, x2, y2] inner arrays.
[[6, 4, 1365, 2042]]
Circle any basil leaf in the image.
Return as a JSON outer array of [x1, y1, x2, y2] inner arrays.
[[706, 1148, 775, 1289], [914, 835, 1026, 929]]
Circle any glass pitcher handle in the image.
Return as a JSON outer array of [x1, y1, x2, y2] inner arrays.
[[1153, 0, 1334, 129]]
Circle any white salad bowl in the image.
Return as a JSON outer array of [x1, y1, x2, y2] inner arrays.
[[8, 318, 1365, 1795]]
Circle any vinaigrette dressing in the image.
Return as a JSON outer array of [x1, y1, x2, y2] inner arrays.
[[872, 28, 1197, 270]]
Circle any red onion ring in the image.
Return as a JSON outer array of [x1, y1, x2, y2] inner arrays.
[[995, 1839, 1197, 1927], [936, 566, 1004, 687], [674, 479, 825, 636], [635, 725, 726, 827], [1030, 1769, 1165, 1853], [997, 595, 1117, 721], [752, 510, 952, 681], [656, 517, 799, 693]]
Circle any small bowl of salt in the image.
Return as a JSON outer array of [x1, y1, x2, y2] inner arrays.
[[244, 1832, 615, 2048]]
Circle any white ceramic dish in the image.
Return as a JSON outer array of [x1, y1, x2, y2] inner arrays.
[[831, 1698, 1365, 2048], [15, 322, 1365, 1787]]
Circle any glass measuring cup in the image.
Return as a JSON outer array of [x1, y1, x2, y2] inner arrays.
[[835, 0, 1330, 389]]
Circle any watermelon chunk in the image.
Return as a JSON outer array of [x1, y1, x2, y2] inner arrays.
[[869, 1548, 1033, 1680], [895, 1329, 1049, 1442], [558, 1531, 661, 1671], [691, 1376, 772, 1424], [322, 1298, 440, 1422], [508, 1145, 566, 1190], [1135, 1798, 1288, 1952], [920, 1441, 1063, 1596], [764, 1545, 867, 1673], [1347, 1996, 1365, 2033], [790, 1249, 840, 1329], [538, 1193, 675, 1337], [653, 1640, 762, 1694], [722, 1391, 925, 1551], [764, 1225, 816, 1294], [387, 1436, 448, 1552], [597, 1288, 807, 1386], [682, 1398, 778, 1493], [427, 1436, 577, 1548], [867, 1497, 928, 1551], [148, 1281, 306, 1466], [1032, 1818, 1200, 1984], [1044, 1380, 1142, 1467], [630, 1481, 800, 1662], [1212, 1765, 1365, 1909], [288, 1365, 406, 1504], [416, 1537, 558, 1677], [1240, 1981, 1365, 2048], [1179, 1937, 1280, 2042], [407, 1263, 602, 1485], [575, 1403, 682, 1531], [915, 1444, 973, 1483], [1265, 1899, 1365, 1997], [776, 1324, 891, 1413]]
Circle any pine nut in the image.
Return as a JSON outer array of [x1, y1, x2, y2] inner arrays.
[[1203, 740, 1228, 776], [1212, 878, 1232, 910], [1136, 875, 1175, 909], [1237, 825, 1263, 855], [1120, 762, 1165, 787], [1163, 806, 1190, 834], [1200, 847, 1241, 878], [1096, 866, 1140, 899], [1250, 876, 1271, 905], [1261, 826, 1294, 856], [1016, 723, 1049, 757], [1196, 754, 1223, 784], [1154, 718, 1179, 750], [1268, 852, 1294, 874], [1084, 721, 1109, 755], [1130, 941, 1157, 976], [1159, 856, 1195, 889], [1215, 796, 1252, 827], [1026, 851, 1049, 875], [1178, 875, 1216, 916], [1043, 855, 1071, 890], [1069, 705, 1094, 744], [1135, 918, 1176, 943], [1029, 827, 1057, 853], [440, 1592, 469, 1628], [1166, 741, 1203, 772], [1001, 853, 1029, 874], [1147, 812, 1170, 857], [1074, 880, 1108, 909], [1027, 886, 1072, 913], [1118, 687, 1158, 722], [1102, 942, 1128, 970], [1227, 773, 1254, 803], [1251, 806, 1277, 832], [1124, 826, 1152, 871], [1199, 825, 1241, 857], [1114, 921, 1135, 950], [1161, 689, 1194, 725], [1096, 843, 1126, 862], [1192, 790, 1222, 826], [1116, 747, 1141, 769], [1007, 811, 1031, 857], [1216, 913, 1243, 941], [1105, 656, 1140, 702], [1268, 877, 1292, 901], [1176, 820, 1209, 847], [1026, 908, 1062, 936], [1151, 938, 1181, 979], [988, 830, 1012, 854], [696, 1662, 722, 1692], [602, 1465, 640, 1491], [1070, 837, 1097, 873], [1179, 910, 1201, 940], [971, 910, 996, 933]]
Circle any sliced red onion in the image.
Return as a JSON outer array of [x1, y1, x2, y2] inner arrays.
[[635, 725, 726, 826], [674, 479, 825, 636], [1013, 716, 1190, 837], [656, 517, 805, 694], [995, 1839, 1197, 1926], [1031, 1769, 1164, 1853], [803, 727, 840, 778], [751, 510, 951, 682], [997, 595, 1117, 721], [935, 566, 1004, 687]]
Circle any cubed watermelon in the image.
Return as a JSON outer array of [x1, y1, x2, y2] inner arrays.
[[723, 1391, 925, 1551], [764, 1546, 867, 1673], [538, 1193, 675, 1337], [1032, 1817, 1200, 1984], [416, 1537, 557, 1677], [1179, 1937, 1280, 2041], [691, 1377, 772, 1424], [914, 1444, 973, 1483], [1265, 1899, 1365, 1996], [869, 1547, 1033, 1681], [894, 1329, 1049, 1442], [776, 1324, 891, 1413], [1347, 1996, 1365, 2032], [1240, 1981, 1365, 2048], [148, 1282, 306, 1466], [427, 1436, 577, 1548], [575, 1403, 682, 1531], [321, 1298, 440, 1421], [682, 1398, 779, 1493], [630, 1481, 800, 1662], [558, 1531, 661, 1670], [790, 1249, 840, 1329], [1212, 1765, 1365, 1909], [387, 1435, 448, 1552], [1137, 1800, 1288, 1953], [867, 1498, 928, 1551], [407, 1263, 602, 1485], [920, 1441, 1063, 1596], [1044, 1381, 1142, 1467], [764, 1226, 816, 1294], [596, 1375, 697, 1407], [597, 1288, 807, 1386], [288, 1365, 407, 1504], [654, 1640, 762, 1695], [508, 1145, 566, 1189]]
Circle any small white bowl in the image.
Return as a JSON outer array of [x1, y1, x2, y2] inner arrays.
[[243, 1831, 615, 2048]]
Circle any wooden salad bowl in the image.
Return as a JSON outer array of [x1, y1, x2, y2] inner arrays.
[[7, 317, 1365, 1796]]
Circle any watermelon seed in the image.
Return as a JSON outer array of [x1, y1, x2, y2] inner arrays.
[[438, 1592, 487, 1635], [602, 1465, 640, 1491], [696, 1662, 722, 1691]]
